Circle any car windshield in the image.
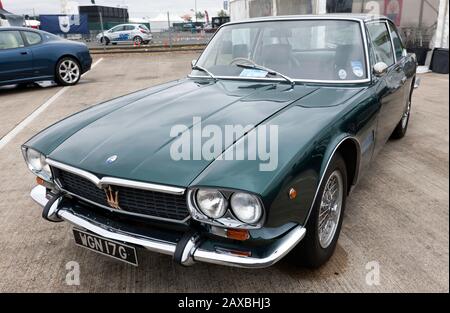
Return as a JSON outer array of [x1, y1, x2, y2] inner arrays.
[[192, 19, 367, 82]]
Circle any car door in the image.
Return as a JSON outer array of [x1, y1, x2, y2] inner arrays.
[[387, 20, 415, 114], [118, 25, 134, 42], [21, 30, 48, 78], [0, 30, 33, 84], [366, 21, 405, 155], [109, 26, 124, 42]]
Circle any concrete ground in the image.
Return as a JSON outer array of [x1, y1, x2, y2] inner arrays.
[[0, 53, 448, 293]]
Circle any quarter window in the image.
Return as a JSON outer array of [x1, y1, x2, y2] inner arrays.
[[367, 22, 395, 66], [23, 31, 42, 45], [0, 31, 25, 50]]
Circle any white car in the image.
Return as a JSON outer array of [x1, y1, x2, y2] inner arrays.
[[97, 24, 152, 45]]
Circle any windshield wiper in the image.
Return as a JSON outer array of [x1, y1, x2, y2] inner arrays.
[[236, 63, 295, 86], [192, 65, 217, 82]]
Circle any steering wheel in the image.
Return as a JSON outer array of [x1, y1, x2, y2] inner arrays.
[[229, 57, 258, 66]]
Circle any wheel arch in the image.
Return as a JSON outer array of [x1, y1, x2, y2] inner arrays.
[[55, 54, 81, 70], [303, 135, 361, 225]]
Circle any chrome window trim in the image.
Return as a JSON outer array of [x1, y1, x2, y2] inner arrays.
[[365, 20, 397, 67], [189, 17, 372, 85], [46, 159, 186, 195], [385, 20, 405, 63]]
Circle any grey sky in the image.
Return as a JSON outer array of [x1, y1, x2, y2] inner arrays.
[[1, 0, 226, 19]]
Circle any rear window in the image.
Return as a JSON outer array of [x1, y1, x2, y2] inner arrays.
[[23, 31, 42, 45]]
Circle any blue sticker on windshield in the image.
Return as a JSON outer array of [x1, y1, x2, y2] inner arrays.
[[351, 61, 364, 78], [239, 69, 269, 78]]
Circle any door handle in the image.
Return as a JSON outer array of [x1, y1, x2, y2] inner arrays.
[[20, 51, 28, 55]]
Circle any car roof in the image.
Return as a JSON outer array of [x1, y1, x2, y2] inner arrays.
[[112, 24, 140, 27], [225, 14, 392, 25], [0, 26, 40, 32]]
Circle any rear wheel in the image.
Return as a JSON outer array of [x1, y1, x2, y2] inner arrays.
[[391, 98, 411, 139], [55, 57, 81, 86], [290, 152, 347, 268]]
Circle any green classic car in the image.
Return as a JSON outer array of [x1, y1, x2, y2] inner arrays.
[[22, 15, 416, 268]]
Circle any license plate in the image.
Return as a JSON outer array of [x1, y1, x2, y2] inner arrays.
[[73, 228, 138, 266]]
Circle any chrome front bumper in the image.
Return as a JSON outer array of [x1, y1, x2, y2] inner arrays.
[[31, 185, 306, 268]]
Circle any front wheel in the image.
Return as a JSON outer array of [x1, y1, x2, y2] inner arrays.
[[290, 152, 347, 268], [55, 57, 81, 86], [100, 37, 110, 45]]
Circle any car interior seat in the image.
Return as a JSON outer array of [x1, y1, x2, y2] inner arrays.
[[260, 44, 294, 74]]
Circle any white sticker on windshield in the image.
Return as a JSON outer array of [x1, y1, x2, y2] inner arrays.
[[240, 69, 269, 78], [338, 69, 347, 80], [351, 61, 364, 78]]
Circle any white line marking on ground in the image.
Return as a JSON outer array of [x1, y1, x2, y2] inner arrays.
[[0, 58, 104, 150]]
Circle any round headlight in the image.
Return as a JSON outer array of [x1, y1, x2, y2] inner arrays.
[[24, 148, 52, 181], [230, 193, 262, 224], [196, 189, 227, 219], [27, 148, 43, 172]]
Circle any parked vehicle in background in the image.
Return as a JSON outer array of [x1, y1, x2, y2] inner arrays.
[[97, 24, 153, 45], [0, 27, 92, 86]]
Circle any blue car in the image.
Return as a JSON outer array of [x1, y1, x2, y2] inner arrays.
[[0, 27, 92, 87]]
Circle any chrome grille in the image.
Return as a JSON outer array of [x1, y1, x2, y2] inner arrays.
[[54, 169, 189, 221]]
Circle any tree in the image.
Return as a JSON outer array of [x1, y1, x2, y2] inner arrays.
[[217, 10, 229, 17], [180, 14, 193, 22], [195, 11, 205, 20]]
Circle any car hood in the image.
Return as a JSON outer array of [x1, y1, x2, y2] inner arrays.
[[40, 79, 364, 188]]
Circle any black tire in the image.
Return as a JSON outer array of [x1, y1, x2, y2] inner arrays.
[[100, 37, 110, 45], [291, 152, 347, 268], [55, 57, 81, 86], [133, 36, 143, 45], [391, 88, 413, 139]]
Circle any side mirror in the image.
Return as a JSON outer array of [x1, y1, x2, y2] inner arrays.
[[373, 62, 388, 77]]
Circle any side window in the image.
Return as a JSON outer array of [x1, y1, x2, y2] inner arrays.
[[112, 26, 124, 32], [23, 31, 42, 45], [367, 22, 395, 66], [0, 31, 25, 50], [388, 21, 404, 60], [126, 26, 135, 31]]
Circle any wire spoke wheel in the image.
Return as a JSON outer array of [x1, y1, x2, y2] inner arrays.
[[318, 170, 344, 249], [402, 100, 411, 129]]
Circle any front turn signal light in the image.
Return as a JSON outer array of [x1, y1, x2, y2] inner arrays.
[[226, 228, 250, 241]]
